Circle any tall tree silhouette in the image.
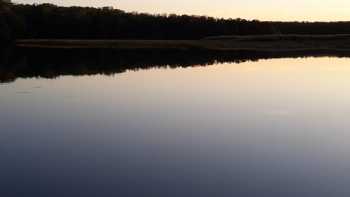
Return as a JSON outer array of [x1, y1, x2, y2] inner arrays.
[[3, 3, 350, 41]]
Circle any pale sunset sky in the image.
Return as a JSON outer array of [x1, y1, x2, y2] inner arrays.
[[14, 0, 350, 21]]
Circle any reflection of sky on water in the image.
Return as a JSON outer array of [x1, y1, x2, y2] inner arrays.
[[1, 57, 350, 196]]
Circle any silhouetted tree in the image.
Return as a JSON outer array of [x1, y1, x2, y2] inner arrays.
[[0, 1, 23, 42], [3, 3, 350, 41]]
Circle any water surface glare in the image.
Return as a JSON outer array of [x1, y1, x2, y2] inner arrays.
[[1, 57, 350, 197]]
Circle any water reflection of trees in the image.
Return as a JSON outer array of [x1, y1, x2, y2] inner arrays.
[[1, 48, 350, 83]]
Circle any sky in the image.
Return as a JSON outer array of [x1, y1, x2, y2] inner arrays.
[[14, 0, 350, 21]]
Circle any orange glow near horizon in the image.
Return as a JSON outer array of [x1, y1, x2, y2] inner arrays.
[[14, 0, 350, 22]]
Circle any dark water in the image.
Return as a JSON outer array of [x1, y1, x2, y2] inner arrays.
[[2, 49, 350, 197]]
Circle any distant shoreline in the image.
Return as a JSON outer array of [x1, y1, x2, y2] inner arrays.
[[15, 35, 350, 51]]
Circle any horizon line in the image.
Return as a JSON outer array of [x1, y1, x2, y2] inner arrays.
[[11, 2, 350, 23]]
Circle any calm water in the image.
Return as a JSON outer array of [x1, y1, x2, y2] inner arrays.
[[2, 55, 350, 196]]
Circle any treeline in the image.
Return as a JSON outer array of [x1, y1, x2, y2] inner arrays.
[[3, 2, 350, 41], [0, 1, 23, 42]]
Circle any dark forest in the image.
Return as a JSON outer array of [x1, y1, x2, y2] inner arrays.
[[2, 2, 350, 42]]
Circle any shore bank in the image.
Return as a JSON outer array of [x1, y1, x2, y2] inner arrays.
[[15, 35, 350, 51]]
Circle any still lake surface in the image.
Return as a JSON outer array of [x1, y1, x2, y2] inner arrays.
[[1, 54, 350, 196]]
